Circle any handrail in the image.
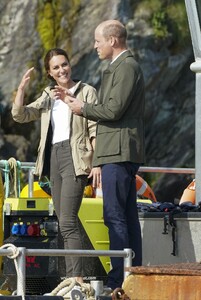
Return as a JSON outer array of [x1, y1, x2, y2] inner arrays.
[[139, 166, 195, 174], [0, 160, 195, 198], [0, 160, 195, 174], [0, 160, 196, 295], [0, 247, 132, 296]]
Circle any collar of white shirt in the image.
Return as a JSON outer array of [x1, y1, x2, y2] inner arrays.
[[111, 50, 128, 64]]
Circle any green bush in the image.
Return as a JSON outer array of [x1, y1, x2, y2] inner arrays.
[[132, 0, 190, 47]]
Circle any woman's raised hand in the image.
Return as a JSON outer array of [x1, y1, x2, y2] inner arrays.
[[14, 67, 35, 107], [18, 67, 34, 91]]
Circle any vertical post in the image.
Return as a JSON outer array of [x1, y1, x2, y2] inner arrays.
[[123, 248, 133, 279], [16, 161, 21, 197], [185, 0, 201, 204], [194, 70, 201, 204], [28, 168, 34, 198], [3, 160, 10, 198], [17, 247, 26, 296]]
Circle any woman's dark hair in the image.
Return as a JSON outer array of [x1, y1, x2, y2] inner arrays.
[[44, 48, 70, 80]]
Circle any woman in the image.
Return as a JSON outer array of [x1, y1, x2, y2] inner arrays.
[[11, 48, 100, 285]]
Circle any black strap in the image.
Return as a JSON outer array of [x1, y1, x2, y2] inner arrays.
[[169, 211, 178, 256]]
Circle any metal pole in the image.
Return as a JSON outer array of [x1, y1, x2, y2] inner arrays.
[[25, 248, 127, 257], [28, 168, 34, 198], [139, 166, 195, 174], [17, 247, 26, 296], [185, 0, 201, 204], [3, 160, 10, 198], [193, 68, 201, 204], [123, 248, 133, 280]]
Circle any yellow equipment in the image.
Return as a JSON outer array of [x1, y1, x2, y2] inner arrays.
[[0, 171, 4, 271]]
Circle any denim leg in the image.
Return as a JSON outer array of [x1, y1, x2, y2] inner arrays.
[[102, 162, 142, 289]]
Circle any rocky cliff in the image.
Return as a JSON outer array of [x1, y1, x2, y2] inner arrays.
[[0, 0, 196, 202]]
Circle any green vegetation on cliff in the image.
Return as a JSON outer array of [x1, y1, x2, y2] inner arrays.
[[37, 0, 81, 55], [34, 0, 81, 91], [37, 1, 61, 50], [132, 0, 190, 49]]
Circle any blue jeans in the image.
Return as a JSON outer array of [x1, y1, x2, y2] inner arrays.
[[102, 162, 142, 289]]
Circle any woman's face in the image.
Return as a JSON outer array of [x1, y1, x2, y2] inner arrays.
[[48, 55, 72, 87]]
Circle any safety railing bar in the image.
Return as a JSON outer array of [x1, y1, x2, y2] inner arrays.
[[0, 161, 35, 169], [20, 164, 35, 169], [25, 248, 128, 257], [0, 160, 195, 173], [0, 249, 14, 256], [139, 167, 195, 174], [0, 247, 132, 297]]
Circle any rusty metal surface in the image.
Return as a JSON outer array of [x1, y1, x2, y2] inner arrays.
[[126, 262, 201, 276], [123, 274, 201, 300]]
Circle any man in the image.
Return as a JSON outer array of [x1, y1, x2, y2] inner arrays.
[[61, 19, 145, 290]]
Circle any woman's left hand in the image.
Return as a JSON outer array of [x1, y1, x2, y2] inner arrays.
[[88, 167, 101, 188], [52, 85, 73, 102], [53, 85, 84, 115]]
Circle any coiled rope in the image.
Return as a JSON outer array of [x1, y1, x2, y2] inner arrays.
[[49, 278, 76, 297], [7, 158, 21, 197], [47, 277, 95, 299], [0, 244, 25, 300]]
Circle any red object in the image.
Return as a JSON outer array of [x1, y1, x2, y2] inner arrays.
[[27, 224, 40, 236]]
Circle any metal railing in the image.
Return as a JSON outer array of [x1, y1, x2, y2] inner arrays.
[[0, 247, 132, 296], [139, 166, 195, 174], [0, 159, 195, 198], [0, 159, 196, 296]]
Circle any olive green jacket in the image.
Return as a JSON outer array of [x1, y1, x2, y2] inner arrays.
[[83, 50, 145, 166], [12, 81, 98, 178]]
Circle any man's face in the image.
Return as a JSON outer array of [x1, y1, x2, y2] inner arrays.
[[94, 27, 112, 60]]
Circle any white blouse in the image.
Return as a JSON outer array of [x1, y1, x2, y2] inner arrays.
[[51, 86, 76, 144]]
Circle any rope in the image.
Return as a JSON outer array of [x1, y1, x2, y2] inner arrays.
[[80, 283, 95, 300], [7, 158, 19, 197], [0, 243, 19, 259], [49, 278, 76, 297], [46, 277, 95, 299], [0, 244, 25, 300]]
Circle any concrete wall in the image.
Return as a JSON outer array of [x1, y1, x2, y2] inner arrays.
[[140, 212, 201, 265]]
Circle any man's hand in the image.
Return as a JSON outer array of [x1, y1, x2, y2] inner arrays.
[[88, 167, 102, 188], [67, 97, 84, 115]]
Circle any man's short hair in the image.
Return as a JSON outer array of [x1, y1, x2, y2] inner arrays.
[[102, 22, 127, 41]]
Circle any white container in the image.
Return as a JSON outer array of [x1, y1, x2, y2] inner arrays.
[[90, 280, 104, 297]]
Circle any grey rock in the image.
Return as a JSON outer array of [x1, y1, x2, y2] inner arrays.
[[0, 0, 195, 202]]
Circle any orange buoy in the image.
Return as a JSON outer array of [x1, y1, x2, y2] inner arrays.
[[83, 175, 157, 202], [83, 185, 96, 198], [179, 179, 195, 205], [136, 175, 157, 202]]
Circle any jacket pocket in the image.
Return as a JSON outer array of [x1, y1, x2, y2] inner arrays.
[[96, 129, 121, 157], [78, 138, 93, 172]]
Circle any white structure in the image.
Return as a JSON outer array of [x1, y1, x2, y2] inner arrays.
[[185, 0, 201, 204]]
